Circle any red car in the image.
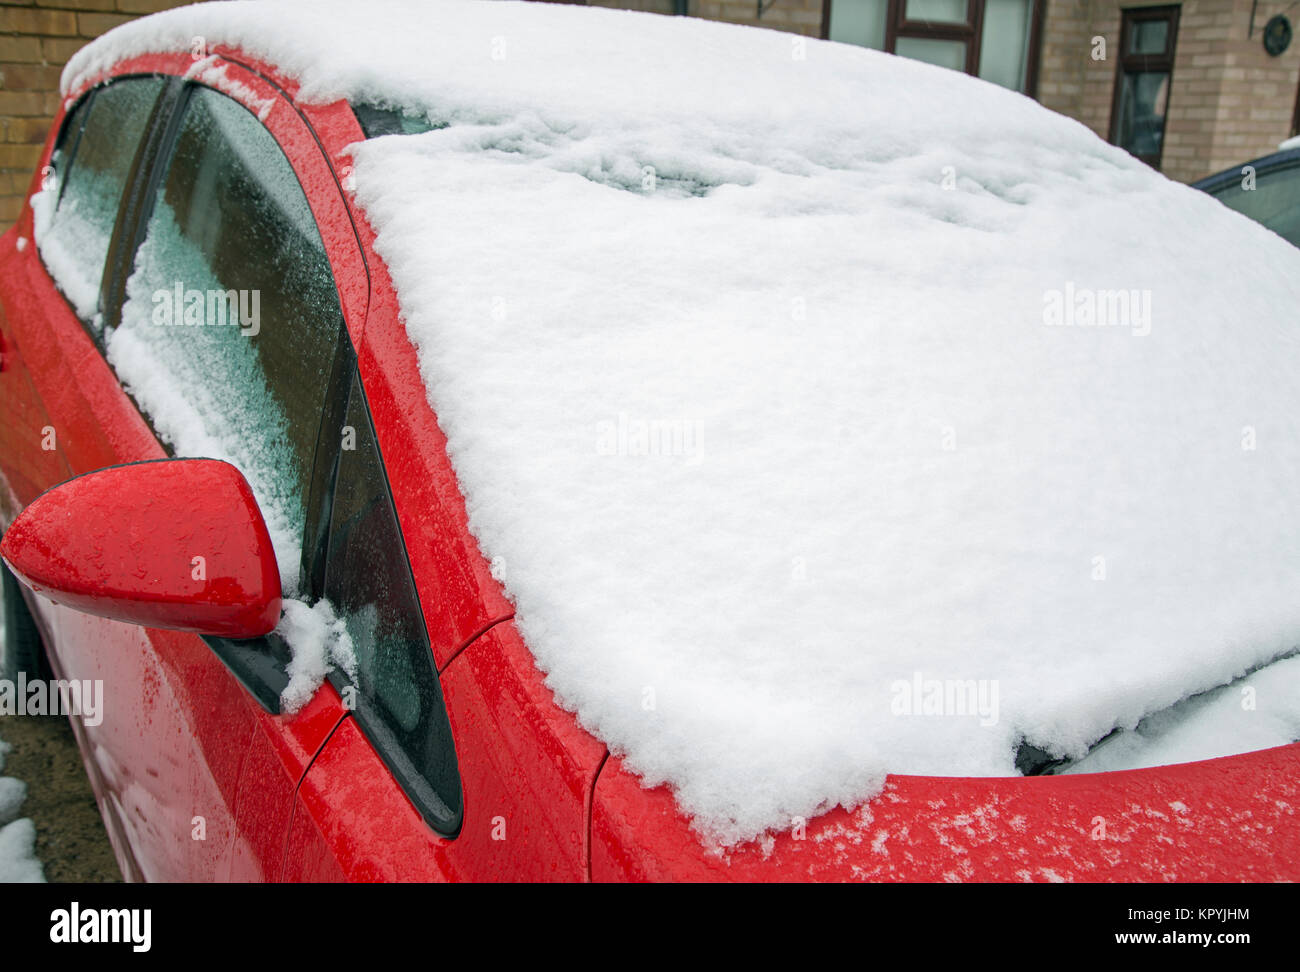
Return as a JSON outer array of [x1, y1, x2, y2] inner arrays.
[[0, 16, 1297, 883]]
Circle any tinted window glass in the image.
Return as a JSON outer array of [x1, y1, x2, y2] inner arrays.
[[33, 78, 164, 330], [1209, 164, 1300, 248], [108, 84, 344, 595], [1115, 72, 1171, 159], [325, 373, 462, 833]]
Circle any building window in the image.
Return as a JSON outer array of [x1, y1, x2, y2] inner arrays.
[[823, 0, 1044, 96], [1110, 5, 1181, 169]]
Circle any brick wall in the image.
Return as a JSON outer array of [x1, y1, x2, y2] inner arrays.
[[1039, 0, 1300, 183], [0, 0, 193, 225]]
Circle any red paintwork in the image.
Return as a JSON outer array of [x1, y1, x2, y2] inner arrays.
[[592, 747, 1300, 882], [1, 459, 281, 638], [0, 53, 353, 884], [284, 625, 604, 881], [0, 46, 1296, 883]]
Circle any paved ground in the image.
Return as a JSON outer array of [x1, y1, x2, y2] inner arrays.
[[0, 714, 121, 882]]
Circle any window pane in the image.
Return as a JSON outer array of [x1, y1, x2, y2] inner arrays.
[[324, 373, 462, 831], [1209, 165, 1300, 248], [108, 85, 344, 594], [1129, 19, 1169, 56], [979, 0, 1033, 91], [33, 79, 164, 330], [905, 0, 968, 22], [829, 0, 889, 49], [895, 36, 968, 72], [1115, 70, 1170, 159]]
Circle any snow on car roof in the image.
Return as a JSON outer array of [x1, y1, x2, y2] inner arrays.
[[67, 0, 1300, 844]]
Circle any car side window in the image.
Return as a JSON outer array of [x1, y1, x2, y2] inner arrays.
[[107, 84, 346, 598], [324, 371, 463, 835], [32, 77, 165, 333], [1209, 163, 1300, 247]]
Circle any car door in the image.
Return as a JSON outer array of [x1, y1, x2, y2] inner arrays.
[[103, 72, 367, 882], [0, 75, 264, 881], [2, 62, 367, 880]]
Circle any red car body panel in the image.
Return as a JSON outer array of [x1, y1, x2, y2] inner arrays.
[[592, 746, 1300, 882], [2, 459, 283, 638], [0, 46, 1296, 882], [285, 623, 604, 882]]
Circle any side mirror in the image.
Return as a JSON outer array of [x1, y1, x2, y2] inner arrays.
[[0, 459, 282, 638]]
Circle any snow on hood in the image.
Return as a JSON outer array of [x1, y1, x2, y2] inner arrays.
[[68, 0, 1300, 844]]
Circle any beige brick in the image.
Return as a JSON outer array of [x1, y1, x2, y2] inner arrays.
[[77, 11, 133, 37], [0, 7, 78, 36], [38, 0, 118, 10], [42, 37, 86, 63], [0, 62, 62, 90], [784, 8, 823, 26], [0, 195, 24, 223], [0, 143, 43, 169], [0, 36, 44, 63], [2, 116, 52, 143], [0, 90, 55, 116]]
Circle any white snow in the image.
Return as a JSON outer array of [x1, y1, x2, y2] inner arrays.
[[31, 183, 107, 325], [57, 0, 1300, 843], [0, 736, 45, 883], [275, 599, 358, 714], [184, 55, 275, 122], [1064, 654, 1300, 774]]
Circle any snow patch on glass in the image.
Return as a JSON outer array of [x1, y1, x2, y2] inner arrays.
[[276, 599, 358, 714]]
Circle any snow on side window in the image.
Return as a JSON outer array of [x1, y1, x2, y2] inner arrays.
[[107, 85, 343, 599], [31, 78, 163, 332], [109, 194, 305, 586], [106, 85, 355, 711]]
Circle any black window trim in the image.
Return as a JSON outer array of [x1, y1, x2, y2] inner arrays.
[[52, 87, 94, 210], [320, 364, 464, 838], [98, 76, 190, 342]]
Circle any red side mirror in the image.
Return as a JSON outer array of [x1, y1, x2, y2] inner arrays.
[[0, 459, 282, 638]]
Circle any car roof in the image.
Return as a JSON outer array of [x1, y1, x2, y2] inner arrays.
[[1192, 146, 1300, 191]]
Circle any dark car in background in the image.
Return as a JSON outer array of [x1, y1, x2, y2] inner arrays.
[[1194, 146, 1300, 247]]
